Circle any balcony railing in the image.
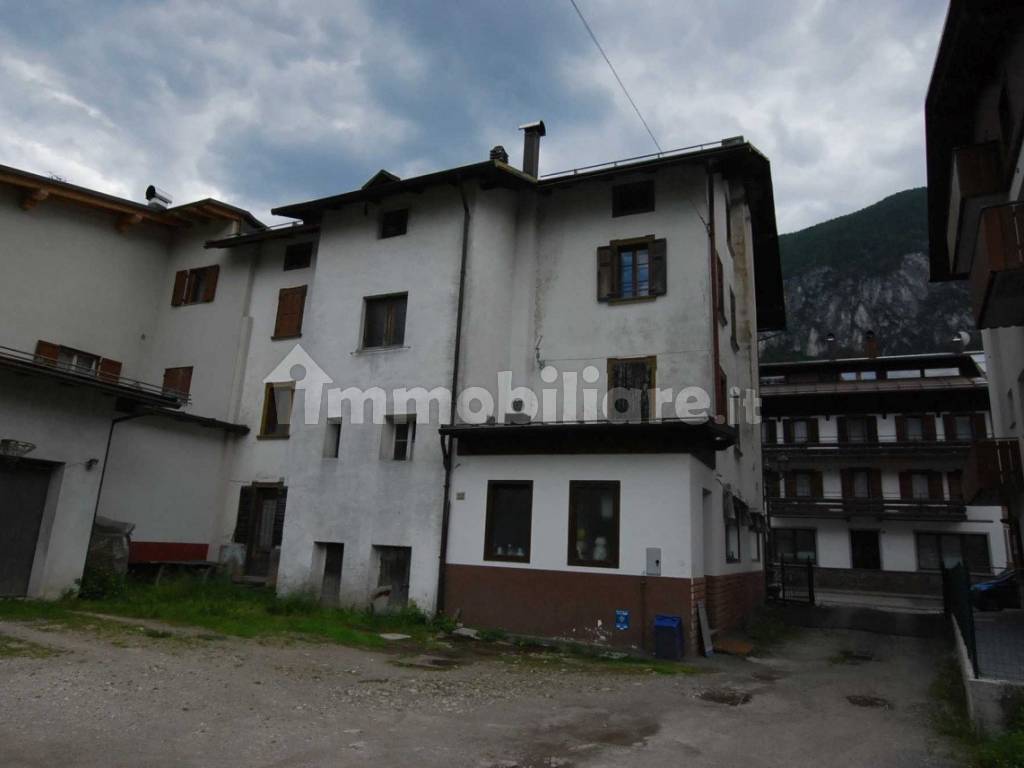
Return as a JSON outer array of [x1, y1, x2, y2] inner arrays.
[[962, 439, 1024, 504], [764, 434, 973, 456], [767, 495, 967, 520], [0, 344, 186, 406], [971, 202, 1024, 329], [947, 142, 1003, 275]]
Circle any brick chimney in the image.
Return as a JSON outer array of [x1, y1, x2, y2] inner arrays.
[[863, 330, 879, 359]]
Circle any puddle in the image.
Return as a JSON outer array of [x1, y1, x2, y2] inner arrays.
[[698, 687, 753, 706], [846, 694, 891, 709]]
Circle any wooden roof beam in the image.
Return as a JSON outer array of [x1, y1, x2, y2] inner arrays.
[[20, 188, 49, 211]]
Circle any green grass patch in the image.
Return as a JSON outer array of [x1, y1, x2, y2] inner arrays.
[[0, 576, 452, 650], [930, 657, 1024, 768], [743, 606, 799, 654], [0, 632, 61, 659]]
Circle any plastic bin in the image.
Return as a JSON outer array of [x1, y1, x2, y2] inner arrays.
[[653, 614, 683, 660]]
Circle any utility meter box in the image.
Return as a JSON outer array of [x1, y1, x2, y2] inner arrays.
[[646, 547, 662, 576]]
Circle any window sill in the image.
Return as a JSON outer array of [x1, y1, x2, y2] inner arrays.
[[725, 558, 741, 564], [353, 345, 410, 355], [256, 433, 290, 440], [606, 295, 658, 306], [272, 333, 302, 341], [484, 555, 530, 564], [567, 560, 619, 569]]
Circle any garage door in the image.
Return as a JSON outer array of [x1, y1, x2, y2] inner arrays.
[[0, 461, 52, 596]]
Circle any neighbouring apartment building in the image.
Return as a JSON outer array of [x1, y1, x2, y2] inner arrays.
[[762, 351, 1009, 605], [925, 0, 1024, 576], [0, 125, 785, 654]]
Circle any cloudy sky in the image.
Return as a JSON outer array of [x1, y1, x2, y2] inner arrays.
[[0, 0, 947, 232]]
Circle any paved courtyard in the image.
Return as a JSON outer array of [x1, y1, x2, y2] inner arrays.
[[0, 614, 958, 767]]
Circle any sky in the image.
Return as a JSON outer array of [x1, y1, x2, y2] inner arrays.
[[0, 0, 948, 233]]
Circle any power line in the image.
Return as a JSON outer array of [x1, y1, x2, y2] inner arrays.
[[568, 0, 662, 153]]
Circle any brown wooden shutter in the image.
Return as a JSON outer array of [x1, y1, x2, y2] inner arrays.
[[171, 270, 188, 306], [98, 358, 122, 383], [597, 245, 614, 301], [898, 471, 912, 500], [837, 417, 848, 444], [273, 286, 307, 339], [895, 415, 906, 442], [928, 472, 944, 500], [807, 418, 819, 444], [649, 238, 667, 295], [162, 367, 178, 394], [971, 413, 987, 439], [866, 417, 878, 443], [764, 419, 777, 444], [784, 471, 797, 498], [162, 367, 193, 397], [840, 469, 853, 498], [34, 340, 59, 365], [783, 419, 793, 444], [233, 485, 255, 544], [201, 265, 219, 302], [947, 470, 963, 500], [869, 469, 883, 498], [811, 471, 824, 498], [923, 414, 937, 441], [272, 487, 288, 547], [765, 470, 780, 497]]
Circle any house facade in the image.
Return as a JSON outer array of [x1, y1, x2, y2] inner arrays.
[[924, 0, 1024, 580], [762, 352, 1009, 606], [1, 126, 784, 654]]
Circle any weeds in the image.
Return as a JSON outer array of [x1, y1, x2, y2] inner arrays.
[[744, 606, 799, 654]]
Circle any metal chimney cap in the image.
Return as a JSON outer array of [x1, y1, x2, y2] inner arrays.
[[518, 120, 546, 136]]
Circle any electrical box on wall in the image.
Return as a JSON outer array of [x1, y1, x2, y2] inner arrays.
[[646, 547, 661, 576]]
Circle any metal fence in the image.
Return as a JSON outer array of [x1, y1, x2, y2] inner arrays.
[[766, 558, 816, 605]]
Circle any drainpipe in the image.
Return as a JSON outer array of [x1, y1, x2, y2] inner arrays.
[[83, 410, 147, 583], [436, 179, 471, 614]]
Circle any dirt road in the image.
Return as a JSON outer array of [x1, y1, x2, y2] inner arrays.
[[0, 615, 957, 767]]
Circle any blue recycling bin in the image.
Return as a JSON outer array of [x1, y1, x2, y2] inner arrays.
[[653, 614, 683, 660]]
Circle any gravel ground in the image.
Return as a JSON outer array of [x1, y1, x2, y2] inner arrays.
[[0, 615, 959, 767]]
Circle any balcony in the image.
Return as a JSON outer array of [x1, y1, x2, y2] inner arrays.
[[764, 435, 972, 461], [962, 439, 1024, 504], [971, 202, 1024, 328], [947, 142, 1003, 276], [767, 495, 966, 522]]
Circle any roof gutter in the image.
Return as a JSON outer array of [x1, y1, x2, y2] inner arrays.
[[436, 178, 471, 615]]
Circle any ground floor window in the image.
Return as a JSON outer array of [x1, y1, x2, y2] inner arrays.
[[726, 519, 741, 562], [915, 532, 990, 574], [850, 530, 881, 570], [750, 530, 762, 562], [484, 481, 533, 562], [772, 528, 816, 563], [568, 481, 620, 568]]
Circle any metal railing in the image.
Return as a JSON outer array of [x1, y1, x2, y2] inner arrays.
[[767, 495, 966, 519], [540, 138, 737, 180], [764, 434, 975, 452], [0, 344, 186, 404], [766, 558, 816, 605]]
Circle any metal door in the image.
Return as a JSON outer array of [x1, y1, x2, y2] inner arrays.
[[0, 460, 52, 596]]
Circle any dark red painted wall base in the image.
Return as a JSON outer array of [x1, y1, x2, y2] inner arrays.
[[445, 564, 698, 654], [129, 541, 209, 563], [704, 571, 765, 632]]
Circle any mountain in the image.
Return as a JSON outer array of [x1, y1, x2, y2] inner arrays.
[[759, 188, 980, 363]]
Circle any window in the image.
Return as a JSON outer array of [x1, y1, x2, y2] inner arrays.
[[484, 481, 533, 562], [729, 289, 739, 350], [385, 416, 415, 460], [845, 417, 870, 444], [380, 209, 409, 238], [751, 530, 761, 562], [850, 530, 881, 570], [726, 519, 741, 563], [952, 415, 972, 440], [851, 470, 870, 499], [792, 420, 809, 443], [34, 340, 121, 382], [762, 420, 778, 444], [273, 285, 307, 339], [162, 366, 193, 398], [887, 369, 921, 380], [840, 370, 878, 381], [607, 356, 656, 421], [283, 242, 313, 271], [910, 472, 930, 500], [794, 472, 813, 498], [596, 238, 666, 301], [905, 416, 925, 441], [317, 542, 344, 608], [568, 481, 620, 568], [324, 418, 342, 459], [916, 532, 990, 574], [362, 293, 407, 348], [375, 546, 411, 608], [773, 528, 816, 563], [924, 367, 960, 378], [611, 180, 654, 217], [171, 265, 219, 306], [259, 382, 294, 438]]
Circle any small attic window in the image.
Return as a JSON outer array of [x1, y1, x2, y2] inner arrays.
[[612, 180, 655, 217], [283, 242, 313, 271], [380, 209, 409, 239]]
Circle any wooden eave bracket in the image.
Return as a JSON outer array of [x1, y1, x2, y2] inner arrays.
[[116, 212, 143, 233], [20, 188, 49, 211]]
